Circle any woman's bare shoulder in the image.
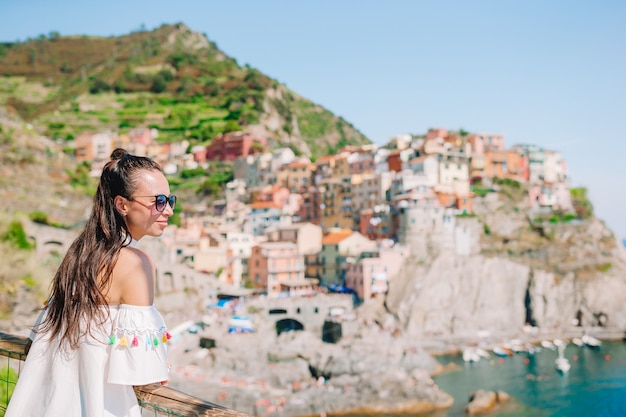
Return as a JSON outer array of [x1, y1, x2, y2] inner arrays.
[[116, 246, 154, 273], [110, 247, 155, 305]]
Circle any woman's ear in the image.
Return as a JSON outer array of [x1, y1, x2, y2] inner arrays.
[[114, 195, 129, 217]]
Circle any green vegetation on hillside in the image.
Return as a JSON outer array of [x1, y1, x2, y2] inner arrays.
[[169, 161, 234, 200], [1, 220, 34, 250], [0, 23, 370, 158], [570, 187, 593, 219], [492, 177, 525, 203], [0, 217, 52, 317]]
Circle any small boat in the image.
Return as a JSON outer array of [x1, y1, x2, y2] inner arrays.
[[555, 356, 571, 373], [493, 346, 513, 357], [476, 348, 491, 359], [463, 348, 481, 363], [541, 340, 556, 350], [525, 344, 540, 355], [555, 343, 570, 373], [571, 337, 584, 347], [582, 334, 602, 349]]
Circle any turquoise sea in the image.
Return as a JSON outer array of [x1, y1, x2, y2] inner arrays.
[[427, 340, 626, 417]]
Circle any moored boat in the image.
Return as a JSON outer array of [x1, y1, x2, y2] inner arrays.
[[463, 348, 481, 363], [582, 334, 602, 349], [493, 346, 513, 357], [555, 356, 571, 373]]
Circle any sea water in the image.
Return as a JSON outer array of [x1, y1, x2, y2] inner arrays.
[[428, 340, 626, 417]]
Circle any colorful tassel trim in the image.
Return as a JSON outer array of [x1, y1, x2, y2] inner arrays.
[[108, 329, 170, 348]]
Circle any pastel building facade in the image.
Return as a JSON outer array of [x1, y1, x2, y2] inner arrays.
[[248, 242, 307, 296], [345, 246, 409, 300]]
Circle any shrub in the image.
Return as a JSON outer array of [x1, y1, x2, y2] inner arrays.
[[28, 211, 49, 225], [150, 75, 168, 93], [158, 69, 175, 82], [66, 161, 93, 192], [196, 178, 222, 196], [494, 177, 521, 189], [180, 167, 206, 179], [223, 120, 241, 133], [2, 221, 34, 250], [48, 122, 65, 130], [570, 187, 593, 219], [113, 79, 127, 93], [89, 78, 111, 94]]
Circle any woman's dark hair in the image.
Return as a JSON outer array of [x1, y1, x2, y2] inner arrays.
[[40, 148, 162, 349]]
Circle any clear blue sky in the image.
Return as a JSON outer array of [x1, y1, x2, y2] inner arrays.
[[2, 1, 625, 240]]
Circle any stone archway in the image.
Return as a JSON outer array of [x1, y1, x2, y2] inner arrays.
[[275, 318, 304, 336]]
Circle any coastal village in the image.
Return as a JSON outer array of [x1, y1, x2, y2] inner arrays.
[[73, 126, 571, 302], [0, 18, 623, 417], [61, 126, 594, 416]]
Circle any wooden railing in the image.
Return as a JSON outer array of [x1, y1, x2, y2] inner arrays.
[[0, 332, 250, 417]]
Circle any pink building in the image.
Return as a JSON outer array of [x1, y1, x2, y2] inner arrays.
[[528, 183, 572, 211], [345, 248, 408, 300], [467, 133, 506, 154], [254, 184, 290, 208], [248, 242, 307, 296], [426, 128, 448, 140], [128, 128, 153, 145]]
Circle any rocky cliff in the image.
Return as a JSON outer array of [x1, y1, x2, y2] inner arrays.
[[384, 182, 626, 342]]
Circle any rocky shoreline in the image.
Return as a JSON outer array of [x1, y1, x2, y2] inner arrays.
[[167, 326, 453, 417], [2, 287, 624, 417], [162, 293, 623, 417]]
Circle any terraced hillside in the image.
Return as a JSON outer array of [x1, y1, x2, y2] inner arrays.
[[0, 23, 370, 158]]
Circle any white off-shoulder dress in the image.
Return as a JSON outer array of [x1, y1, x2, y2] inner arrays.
[[6, 304, 170, 417]]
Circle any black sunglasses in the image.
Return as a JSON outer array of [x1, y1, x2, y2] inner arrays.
[[130, 194, 177, 212]]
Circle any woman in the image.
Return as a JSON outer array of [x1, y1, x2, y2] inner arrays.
[[6, 149, 175, 417]]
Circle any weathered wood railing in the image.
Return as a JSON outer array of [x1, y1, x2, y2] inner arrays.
[[0, 332, 250, 417]]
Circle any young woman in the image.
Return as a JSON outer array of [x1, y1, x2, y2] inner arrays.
[[6, 149, 175, 417]]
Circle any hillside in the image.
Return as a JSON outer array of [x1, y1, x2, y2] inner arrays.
[[0, 23, 370, 158], [0, 105, 92, 225]]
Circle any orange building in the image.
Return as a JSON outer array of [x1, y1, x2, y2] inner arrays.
[[387, 150, 403, 172], [483, 149, 529, 181]]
